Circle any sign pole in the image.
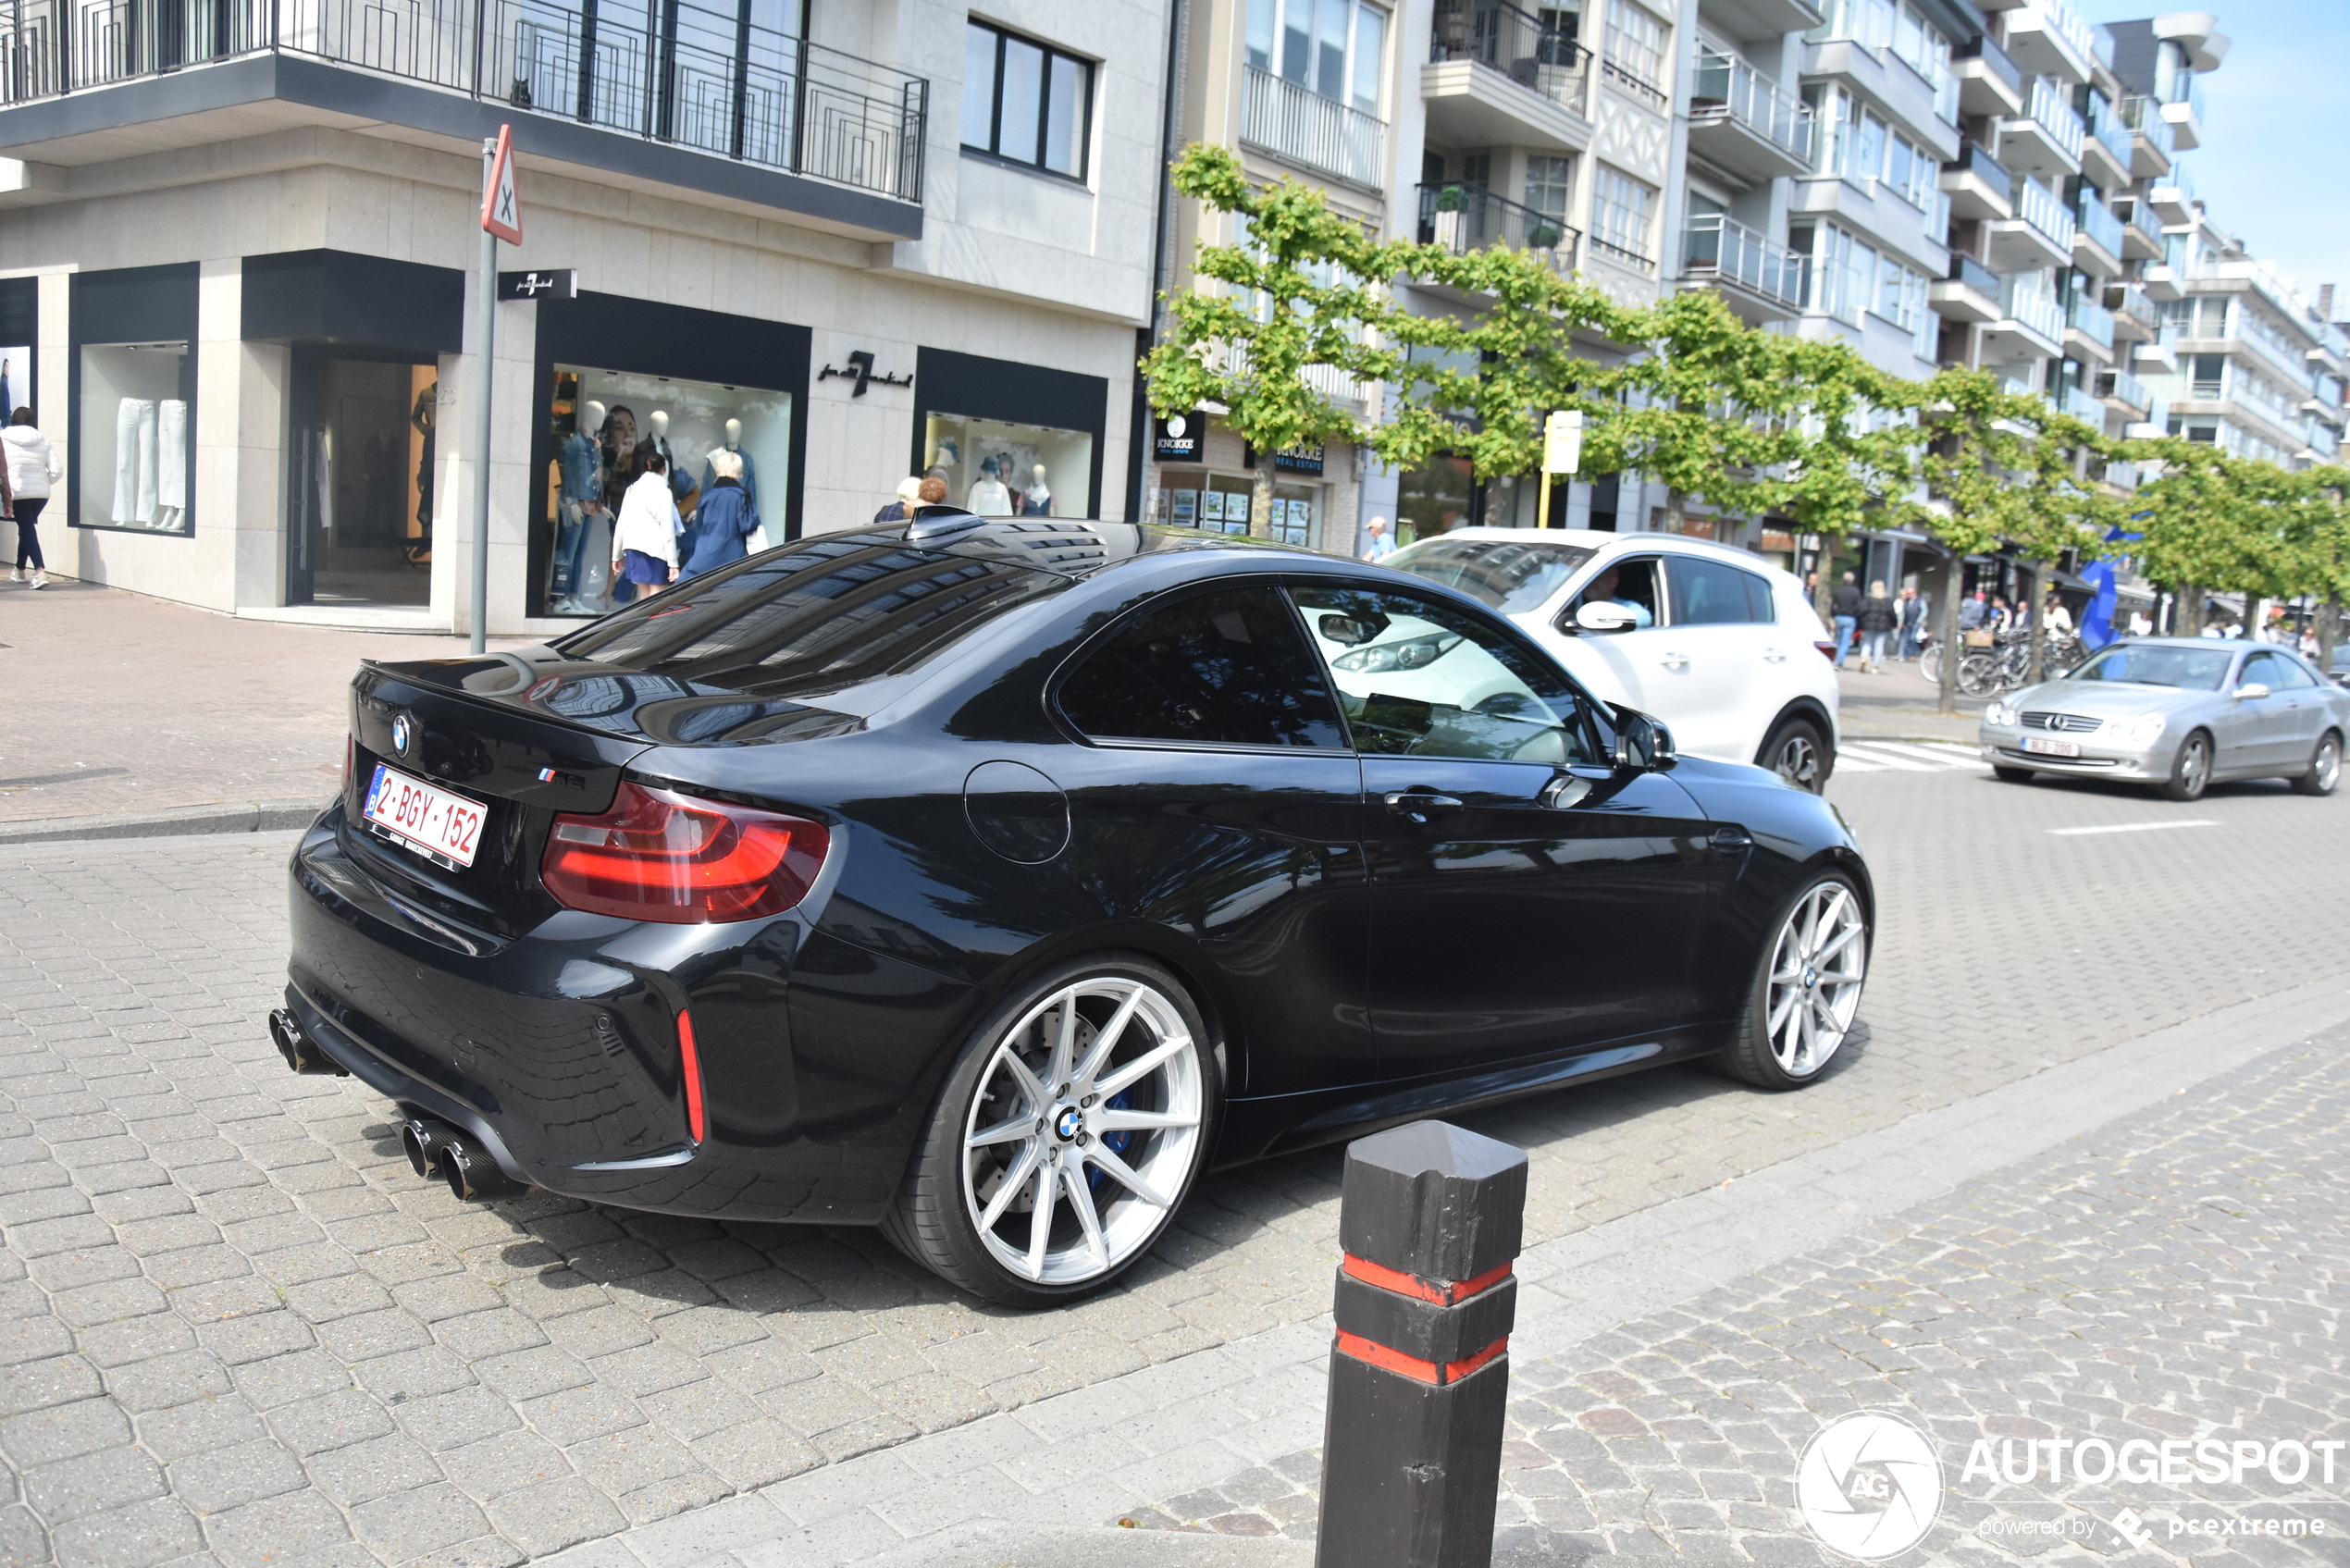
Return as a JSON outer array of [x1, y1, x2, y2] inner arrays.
[[471, 124, 524, 655], [1539, 410, 1583, 530]]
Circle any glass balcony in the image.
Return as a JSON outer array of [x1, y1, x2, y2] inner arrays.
[[1948, 253, 2000, 298], [2085, 93, 2133, 169], [0, 0, 930, 202], [1945, 141, 2014, 204], [1427, 0, 1590, 117], [1243, 65, 1389, 190], [1690, 45, 1813, 164], [2101, 367, 2151, 411], [2067, 293, 2116, 350], [2000, 278, 2064, 345], [2027, 77, 2085, 163], [2121, 95, 2176, 159], [2106, 280, 2157, 334], [1952, 34, 2022, 94], [1416, 183, 1580, 270], [1681, 213, 1808, 309], [2060, 381, 2104, 424], [2075, 194, 2123, 259], [2017, 179, 2076, 250]]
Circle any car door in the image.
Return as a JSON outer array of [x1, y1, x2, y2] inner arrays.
[[1554, 552, 1668, 719], [1288, 580, 1725, 1084], [1050, 580, 1373, 1097], [2226, 649, 2300, 772], [2258, 650, 2328, 769], [1655, 554, 1772, 761]]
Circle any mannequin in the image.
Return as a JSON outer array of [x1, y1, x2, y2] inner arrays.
[[646, 410, 699, 517], [551, 399, 607, 613], [1021, 463, 1052, 517], [701, 416, 757, 508], [967, 455, 1013, 517]]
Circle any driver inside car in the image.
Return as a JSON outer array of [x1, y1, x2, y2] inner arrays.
[[1578, 563, 1656, 627]]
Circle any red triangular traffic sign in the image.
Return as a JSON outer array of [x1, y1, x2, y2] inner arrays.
[[481, 124, 523, 244]]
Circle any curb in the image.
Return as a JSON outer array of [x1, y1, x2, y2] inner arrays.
[[0, 797, 329, 846]]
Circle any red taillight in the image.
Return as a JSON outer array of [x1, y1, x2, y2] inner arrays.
[[1814, 641, 1839, 661], [675, 1010, 706, 1143], [540, 781, 828, 923]]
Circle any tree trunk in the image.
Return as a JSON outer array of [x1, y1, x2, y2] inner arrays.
[[1936, 550, 1962, 716], [1250, 463, 1276, 541], [1663, 487, 1687, 537], [2025, 561, 2047, 685], [1812, 537, 1839, 625], [2177, 582, 2201, 636], [2319, 599, 2342, 669]]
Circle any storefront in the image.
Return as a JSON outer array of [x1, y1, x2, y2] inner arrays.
[[69, 265, 199, 541], [913, 348, 1106, 520], [528, 294, 810, 620], [1144, 414, 1357, 553]]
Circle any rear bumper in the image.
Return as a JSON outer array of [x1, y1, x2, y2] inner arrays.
[[286, 807, 972, 1223]]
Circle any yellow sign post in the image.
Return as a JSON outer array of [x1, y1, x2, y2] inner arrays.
[[1538, 410, 1584, 529]]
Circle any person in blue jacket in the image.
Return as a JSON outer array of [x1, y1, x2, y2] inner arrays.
[[680, 448, 761, 578]]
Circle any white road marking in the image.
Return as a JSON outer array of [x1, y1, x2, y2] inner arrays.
[[1837, 742, 1986, 773], [2045, 820, 2219, 836]]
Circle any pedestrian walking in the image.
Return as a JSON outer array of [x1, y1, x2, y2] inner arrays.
[[1858, 581, 1897, 673], [1360, 516, 1396, 562], [609, 451, 683, 604], [1829, 572, 1861, 667], [1896, 586, 1926, 660], [679, 449, 761, 579], [3, 407, 56, 589], [2043, 595, 2072, 636], [1959, 590, 1987, 632], [872, 476, 922, 525]]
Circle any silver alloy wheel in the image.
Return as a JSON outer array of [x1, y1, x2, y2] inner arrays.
[[960, 977, 1204, 1286], [1763, 881, 1868, 1078], [2315, 735, 2341, 793], [2178, 734, 2211, 796], [1773, 732, 1819, 790]]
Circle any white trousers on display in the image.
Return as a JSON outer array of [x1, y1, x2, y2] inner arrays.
[[155, 400, 188, 525], [114, 398, 158, 525]]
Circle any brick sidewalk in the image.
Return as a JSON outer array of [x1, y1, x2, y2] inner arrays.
[[0, 582, 534, 825]]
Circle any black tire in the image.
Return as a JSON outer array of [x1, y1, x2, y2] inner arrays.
[[2294, 730, 2342, 796], [881, 955, 1220, 1307], [1719, 870, 1870, 1090], [1758, 716, 1832, 793], [1991, 765, 2035, 784], [2160, 729, 2213, 802]]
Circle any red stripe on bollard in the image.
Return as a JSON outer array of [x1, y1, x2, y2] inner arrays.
[[1335, 1329, 1510, 1386], [1342, 1253, 1515, 1305]]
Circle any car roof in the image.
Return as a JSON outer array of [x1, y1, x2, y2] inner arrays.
[[1403, 526, 1804, 582], [827, 514, 1337, 581]]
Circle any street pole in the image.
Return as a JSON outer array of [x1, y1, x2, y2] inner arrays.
[[1540, 410, 1582, 529], [469, 136, 497, 657]]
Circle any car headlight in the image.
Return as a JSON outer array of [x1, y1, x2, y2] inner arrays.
[[1984, 700, 2013, 726], [1331, 632, 1462, 673], [2118, 713, 2168, 746]]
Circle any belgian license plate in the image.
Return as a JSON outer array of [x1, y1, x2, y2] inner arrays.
[[2022, 735, 2083, 758], [363, 763, 487, 868]]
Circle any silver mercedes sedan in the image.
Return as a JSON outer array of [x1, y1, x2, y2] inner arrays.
[[1977, 638, 2348, 801]]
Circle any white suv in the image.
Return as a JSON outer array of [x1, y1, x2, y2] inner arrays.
[[1383, 527, 1843, 789]]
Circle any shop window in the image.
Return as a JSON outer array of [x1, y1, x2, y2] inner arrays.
[[1269, 486, 1317, 547], [542, 364, 793, 616], [963, 20, 1095, 179], [0, 347, 27, 422], [286, 357, 437, 607], [80, 341, 193, 534], [925, 413, 1092, 519]]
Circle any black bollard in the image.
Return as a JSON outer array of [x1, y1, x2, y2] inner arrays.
[[1315, 1119, 1528, 1568]]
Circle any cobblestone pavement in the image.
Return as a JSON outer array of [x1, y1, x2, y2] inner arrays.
[[0, 584, 534, 824], [0, 766, 2345, 1566], [1134, 1023, 2350, 1567]]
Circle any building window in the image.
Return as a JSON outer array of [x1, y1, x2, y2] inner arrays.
[[962, 19, 1095, 179], [1886, 130, 1934, 209], [80, 341, 192, 535], [1524, 154, 1575, 220], [1589, 165, 1656, 267], [1245, 0, 1390, 117], [1604, 2, 1667, 97]]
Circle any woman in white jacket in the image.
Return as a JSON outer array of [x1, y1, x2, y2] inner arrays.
[[608, 450, 683, 604], [3, 408, 59, 588]]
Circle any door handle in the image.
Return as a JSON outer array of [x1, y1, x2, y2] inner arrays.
[[1659, 651, 1689, 669], [1712, 826, 1753, 850], [1383, 791, 1464, 818]]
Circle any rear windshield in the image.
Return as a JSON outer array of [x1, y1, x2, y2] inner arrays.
[[553, 533, 1068, 698], [2065, 645, 2236, 690], [1386, 537, 1596, 613]]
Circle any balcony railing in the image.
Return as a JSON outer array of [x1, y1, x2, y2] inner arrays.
[[2085, 93, 2133, 168], [2101, 367, 2150, 410], [1682, 213, 1807, 308], [2001, 278, 2064, 344], [1945, 141, 2014, 204], [1690, 45, 1812, 163], [2120, 95, 2175, 158], [2075, 193, 2123, 259], [2026, 76, 2084, 163], [2066, 292, 2116, 350], [2232, 318, 2319, 389], [1953, 34, 2022, 93], [2016, 178, 2076, 250], [0, 0, 929, 202], [2107, 279, 2157, 333], [2019, 1, 2096, 72], [1944, 252, 1998, 300], [2059, 380, 2104, 425], [1242, 64, 1387, 189], [1428, 0, 1589, 117], [1416, 183, 1579, 270]]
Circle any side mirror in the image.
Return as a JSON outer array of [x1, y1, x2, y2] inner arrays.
[[1611, 710, 1676, 771], [1576, 600, 1639, 634], [1318, 612, 1387, 646], [2232, 682, 2271, 701]]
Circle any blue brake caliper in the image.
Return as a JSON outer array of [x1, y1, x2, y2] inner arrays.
[[1088, 1091, 1133, 1191]]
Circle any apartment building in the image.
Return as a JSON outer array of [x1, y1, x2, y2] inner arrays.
[[0, 0, 1172, 632]]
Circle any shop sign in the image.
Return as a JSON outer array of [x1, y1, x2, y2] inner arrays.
[[1272, 441, 1325, 475], [497, 268, 576, 301], [819, 350, 913, 397], [1155, 411, 1205, 463]]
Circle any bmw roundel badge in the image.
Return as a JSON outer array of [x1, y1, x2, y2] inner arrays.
[[390, 715, 413, 756]]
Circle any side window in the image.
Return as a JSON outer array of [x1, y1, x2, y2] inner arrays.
[[2240, 650, 2289, 691], [1564, 556, 1661, 630], [1669, 557, 1771, 626], [1745, 570, 1776, 623], [2268, 654, 2319, 689], [1290, 585, 1599, 765], [1057, 585, 1347, 748]]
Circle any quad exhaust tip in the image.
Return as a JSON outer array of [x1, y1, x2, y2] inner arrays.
[[269, 1009, 348, 1076], [402, 1113, 526, 1203]]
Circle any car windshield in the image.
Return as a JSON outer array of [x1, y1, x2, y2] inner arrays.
[[2065, 645, 2236, 691], [1386, 537, 1596, 614]]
